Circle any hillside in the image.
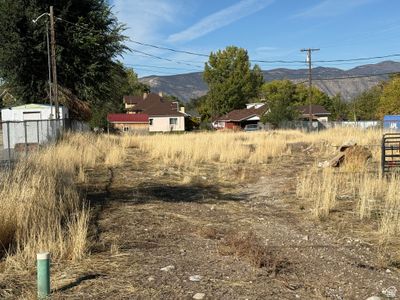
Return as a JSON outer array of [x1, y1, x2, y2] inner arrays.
[[139, 61, 400, 102]]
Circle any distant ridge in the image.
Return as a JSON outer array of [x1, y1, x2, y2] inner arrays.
[[139, 61, 400, 102]]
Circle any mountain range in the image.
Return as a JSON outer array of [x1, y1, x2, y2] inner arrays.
[[139, 61, 400, 103]]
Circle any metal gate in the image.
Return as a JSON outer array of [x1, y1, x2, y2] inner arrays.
[[381, 133, 400, 174]]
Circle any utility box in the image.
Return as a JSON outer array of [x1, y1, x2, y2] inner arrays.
[[383, 115, 400, 132], [1, 104, 68, 150]]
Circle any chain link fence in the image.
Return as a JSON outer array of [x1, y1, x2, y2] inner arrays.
[[0, 119, 87, 167]]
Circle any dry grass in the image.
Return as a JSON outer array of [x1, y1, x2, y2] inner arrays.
[[218, 231, 289, 274], [123, 131, 291, 166], [297, 164, 400, 242], [0, 133, 127, 268]]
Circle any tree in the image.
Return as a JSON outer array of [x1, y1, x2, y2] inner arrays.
[[89, 65, 149, 128], [0, 0, 126, 117], [203, 46, 263, 117], [260, 80, 296, 103], [261, 97, 299, 128], [329, 93, 349, 121], [294, 83, 331, 108], [259, 80, 299, 127], [350, 85, 382, 120], [378, 75, 400, 118]]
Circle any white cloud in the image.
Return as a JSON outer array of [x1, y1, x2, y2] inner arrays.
[[112, 0, 184, 42], [168, 0, 275, 43], [294, 0, 377, 18]]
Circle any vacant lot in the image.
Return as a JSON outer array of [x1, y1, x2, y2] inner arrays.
[[1, 129, 400, 299]]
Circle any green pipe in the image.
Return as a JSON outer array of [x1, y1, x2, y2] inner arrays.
[[37, 252, 50, 299]]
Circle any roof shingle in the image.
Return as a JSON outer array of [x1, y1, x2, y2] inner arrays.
[[217, 105, 267, 122], [124, 93, 185, 117]]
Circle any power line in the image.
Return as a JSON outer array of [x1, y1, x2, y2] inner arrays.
[[127, 37, 400, 65], [57, 18, 400, 66], [129, 49, 202, 68], [125, 63, 200, 72], [128, 39, 209, 57]]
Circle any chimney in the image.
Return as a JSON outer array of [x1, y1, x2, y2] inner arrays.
[[143, 92, 148, 100], [179, 107, 185, 114], [158, 91, 163, 98], [172, 101, 179, 111]]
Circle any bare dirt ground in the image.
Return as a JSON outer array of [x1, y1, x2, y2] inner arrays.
[[3, 144, 400, 299]]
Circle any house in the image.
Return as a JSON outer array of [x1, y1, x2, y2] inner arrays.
[[107, 113, 149, 133], [1, 103, 68, 150], [213, 103, 267, 130], [116, 92, 185, 132], [297, 104, 331, 122]]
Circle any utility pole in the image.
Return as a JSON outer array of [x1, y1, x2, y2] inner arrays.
[[301, 48, 319, 127], [49, 6, 59, 120], [46, 21, 53, 118]]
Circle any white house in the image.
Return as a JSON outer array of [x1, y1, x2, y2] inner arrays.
[[123, 93, 186, 133], [1, 103, 68, 149]]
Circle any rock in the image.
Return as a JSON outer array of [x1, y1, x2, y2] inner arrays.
[[193, 293, 205, 299], [366, 297, 381, 300], [148, 276, 155, 282], [160, 265, 175, 272], [302, 235, 309, 241], [189, 275, 202, 282], [386, 269, 391, 273], [382, 286, 397, 298]]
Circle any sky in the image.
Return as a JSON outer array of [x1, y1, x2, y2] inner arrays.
[[109, 0, 400, 77]]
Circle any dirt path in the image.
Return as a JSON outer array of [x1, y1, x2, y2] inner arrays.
[[54, 149, 400, 299]]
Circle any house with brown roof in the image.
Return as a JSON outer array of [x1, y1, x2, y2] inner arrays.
[[122, 92, 186, 132], [297, 104, 331, 122], [213, 103, 267, 130]]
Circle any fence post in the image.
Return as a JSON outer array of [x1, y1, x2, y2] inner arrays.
[[6, 121, 11, 164], [37, 252, 50, 299], [24, 120, 28, 157], [37, 120, 40, 149]]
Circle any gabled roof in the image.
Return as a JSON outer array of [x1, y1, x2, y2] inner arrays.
[[297, 105, 331, 116], [107, 113, 149, 123], [123, 93, 185, 117], [217, 104, 267, 122]]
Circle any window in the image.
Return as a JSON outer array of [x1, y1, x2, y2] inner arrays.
[[169, 118, 178, 125], [149, 118, 153, 126]]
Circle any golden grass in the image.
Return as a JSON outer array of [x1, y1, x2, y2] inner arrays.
[[127, 131, 290, 166], [0, 127, 393, 268], [0, 133, 127, 268]]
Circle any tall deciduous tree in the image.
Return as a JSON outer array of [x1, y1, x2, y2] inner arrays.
[[203, 46, 263, 117], [378, 75, 400, 118], [350, 85, 382, 120], [0, 0, 127, 116]]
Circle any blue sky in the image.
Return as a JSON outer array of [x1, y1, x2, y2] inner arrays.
[[110, 0, 400, 77]]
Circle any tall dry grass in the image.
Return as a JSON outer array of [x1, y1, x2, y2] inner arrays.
[[297, 156, 400, 242], [123, 131, 291, 166], [0, 133, 126, 267]]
